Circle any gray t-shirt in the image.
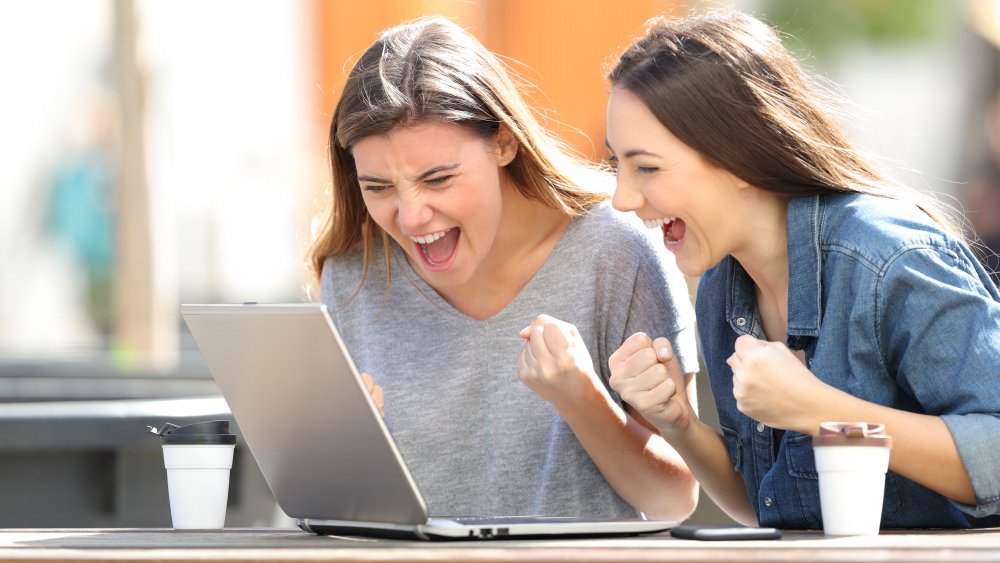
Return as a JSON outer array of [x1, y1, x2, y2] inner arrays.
[[320, 202, 698, 518]]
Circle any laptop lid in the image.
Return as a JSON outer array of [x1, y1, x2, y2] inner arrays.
[[181, 302, 677, 540], [180, 303, 429, 526]]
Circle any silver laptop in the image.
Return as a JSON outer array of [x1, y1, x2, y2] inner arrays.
[[180, 303, 677, 540]]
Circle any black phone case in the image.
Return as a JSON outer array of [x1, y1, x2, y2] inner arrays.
[[670, 525, 782, 541]]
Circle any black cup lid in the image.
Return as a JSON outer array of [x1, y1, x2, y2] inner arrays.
[[147, 420, 237, 445]]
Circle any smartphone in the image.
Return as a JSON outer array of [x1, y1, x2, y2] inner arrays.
[[670, 525, 782, 541]]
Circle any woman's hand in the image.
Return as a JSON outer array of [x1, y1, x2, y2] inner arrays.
[[361, 372, 385, 418], [726, 335, 831, 433], [608, 332, 694, 435], [517, 314, 605, 407]]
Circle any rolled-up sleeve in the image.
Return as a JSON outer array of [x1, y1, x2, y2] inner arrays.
[[879, 243, 1000, 517]]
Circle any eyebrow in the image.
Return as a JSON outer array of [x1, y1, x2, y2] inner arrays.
[[624, 148, 662, 158], [357, 163, 461, 184], [603, 139, 661, 159]]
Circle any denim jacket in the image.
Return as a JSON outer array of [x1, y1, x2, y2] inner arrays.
[[696, 193, 1000, 528]]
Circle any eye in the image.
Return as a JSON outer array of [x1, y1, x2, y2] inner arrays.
[[636, 166, 658, 175], [606, 155, 619, 169], [361, 184, 391, 194], [425, 175, 453, 186]]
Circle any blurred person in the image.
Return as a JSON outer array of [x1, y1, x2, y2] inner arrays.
[[43, 84, 118, 335], [964, 161, 1000, 287], [306, 17, 699, 520], [964, 92, 1000, 288], [606, 11, 1000, 528]]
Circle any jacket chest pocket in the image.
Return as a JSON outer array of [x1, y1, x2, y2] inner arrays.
[[781, 432, 823, 528], [784, 432, 818, 479]]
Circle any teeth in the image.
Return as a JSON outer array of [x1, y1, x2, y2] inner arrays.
[[410, 229, 449, 245], [643, 217, 676, 229]]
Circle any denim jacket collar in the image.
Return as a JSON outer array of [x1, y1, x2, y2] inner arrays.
[[725, 195, 822, 347], [786, 196, 822, 338]]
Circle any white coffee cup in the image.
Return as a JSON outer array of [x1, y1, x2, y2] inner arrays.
[[149, 420, 237, 529], [812, 422, 892, 536]]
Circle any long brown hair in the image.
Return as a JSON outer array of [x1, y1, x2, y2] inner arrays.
[[607, 11, 960, 236], [307, 17, 608, 293]]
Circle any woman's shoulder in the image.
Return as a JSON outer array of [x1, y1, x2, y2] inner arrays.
[[813, 193, 993, 296], [320, 249, 366, 278], [319, 249, 383, 299], [562, 202, 683, 289], [818, 193, 958, 261], [571, 201, 662, 251]]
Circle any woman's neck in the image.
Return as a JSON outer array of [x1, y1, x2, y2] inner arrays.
[[732, 192, 790, 340], [437, 188, 573, 320]]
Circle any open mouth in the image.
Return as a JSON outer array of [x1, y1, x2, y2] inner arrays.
[[643, 216, 685, 248], [410, 227, 460, 270]]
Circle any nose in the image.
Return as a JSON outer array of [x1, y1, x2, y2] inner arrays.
[[397, 191, 433, 231], [611, 175, 643, 212]]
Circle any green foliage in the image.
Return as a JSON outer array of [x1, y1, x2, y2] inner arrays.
[[757, 0, 957, 57]]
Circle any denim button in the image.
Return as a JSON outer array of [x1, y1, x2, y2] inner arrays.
[[756, 422, 765, 432], [736, 317, 747, 327], [763, 497, 773, 507]]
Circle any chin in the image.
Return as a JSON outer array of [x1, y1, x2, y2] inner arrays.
[[675, 256, 709, 278], [678, 265, 701, 278]]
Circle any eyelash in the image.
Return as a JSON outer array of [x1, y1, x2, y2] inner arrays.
[[426, 175, 453, 186], [362, 174, 452, 193], [606, 157, 657, 175]]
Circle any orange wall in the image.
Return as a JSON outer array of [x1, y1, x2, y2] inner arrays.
[[312, 0, 681, 161]]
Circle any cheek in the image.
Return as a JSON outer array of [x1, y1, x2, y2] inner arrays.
[[454, 201, 492, 238], [362, 197, 396, 230], [642, 178, 671, 208], [455, 177, 502, 219]]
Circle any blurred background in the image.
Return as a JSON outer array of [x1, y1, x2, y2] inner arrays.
[[1, 0, 998, 528]]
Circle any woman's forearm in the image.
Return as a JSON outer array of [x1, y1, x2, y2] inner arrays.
[[662, 415, 759, 526], [554, 382, 699, 521], [791, 387, 975, 504]]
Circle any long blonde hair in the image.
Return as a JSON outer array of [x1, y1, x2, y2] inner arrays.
[[307, 17, 608, 292]]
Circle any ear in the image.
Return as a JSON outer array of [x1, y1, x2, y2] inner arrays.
[[494, 125, 519, 167]]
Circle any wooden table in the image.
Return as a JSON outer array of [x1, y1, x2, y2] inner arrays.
[[3, 528, 1000, 562], [0, 528, 1000, 563]]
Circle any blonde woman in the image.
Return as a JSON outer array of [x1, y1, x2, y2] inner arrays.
[[307, 18, 698, 520]]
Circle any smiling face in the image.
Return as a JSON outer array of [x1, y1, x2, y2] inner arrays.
[[607, 87, 748, 277], [352, 120, 516, 290]]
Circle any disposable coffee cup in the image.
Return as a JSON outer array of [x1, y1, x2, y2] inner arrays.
[[148, 420, 237, 529], [812, 422, 892, 536]]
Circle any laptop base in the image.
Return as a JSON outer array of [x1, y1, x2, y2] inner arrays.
[[300, 516, 676, 541]]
